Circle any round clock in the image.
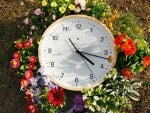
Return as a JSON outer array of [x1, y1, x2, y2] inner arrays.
[[38, 15, 117, 91]]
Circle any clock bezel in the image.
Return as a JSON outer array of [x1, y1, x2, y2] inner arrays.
[[38, 14, 117, 91]]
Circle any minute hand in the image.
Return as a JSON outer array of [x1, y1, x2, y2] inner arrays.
[[80, 51, 108, 60]]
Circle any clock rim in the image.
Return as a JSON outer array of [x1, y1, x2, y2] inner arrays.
[[38, 14, 117, 91]]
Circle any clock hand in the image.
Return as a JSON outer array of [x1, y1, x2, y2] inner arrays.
[[79, 51, 113, 62], [69, 38, 94, 65]]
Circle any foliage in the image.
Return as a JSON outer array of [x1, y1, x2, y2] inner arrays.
[[113, 14, 144, 39], [82, 69, 142, 113], [86, 0, 111, 19]]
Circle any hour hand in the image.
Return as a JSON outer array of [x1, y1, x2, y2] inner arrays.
[[68, 38, 94, 65]]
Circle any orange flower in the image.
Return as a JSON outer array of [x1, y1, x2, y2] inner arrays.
[[143, 56, 150, 66], [114, 34, 125, 46], [122, 68, 133, 79], [121, 38, 136, 56]]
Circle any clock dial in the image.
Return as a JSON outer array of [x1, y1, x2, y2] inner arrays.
[[38, 15, 116, 91]]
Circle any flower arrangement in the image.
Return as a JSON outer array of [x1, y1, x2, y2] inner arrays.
[[10, 0, 150, 113]]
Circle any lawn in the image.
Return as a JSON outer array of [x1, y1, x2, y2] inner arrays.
[[0, 0, 149, 113]]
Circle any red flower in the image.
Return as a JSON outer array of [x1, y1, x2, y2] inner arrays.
[[26, 103, 38, 113], [13, 51, 21, 59], [29, 56, 37, 64], [143, 56, 150, 67], [47, 87, 64, 107], [20, 79, 29, 88], [114, 34, 125, 46], [25, 91, 33, 104], [122, 68, 133, 79], [10, 58, 20, 68], [24, 70, 33, 80], [24, 40, 32, 48], [121, 38, 136, 56], [16, 42, 24, 49], [28, 63, 35, 70]]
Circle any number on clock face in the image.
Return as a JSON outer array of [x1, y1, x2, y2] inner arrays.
[[39, 15, 116, 91]]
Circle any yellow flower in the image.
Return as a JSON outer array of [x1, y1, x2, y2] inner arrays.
[[29, 0, 34, 3], [65, 0, 70, 2], [126, 27, 130, 31], [42, 0, 48, 6], [59, 6, 66, 13], [108, 22, 113, 30], [139, 29, 143, 34], [148, 28, 150, 33], [51, 1, 57, 7], [68, 4, 75, 11]]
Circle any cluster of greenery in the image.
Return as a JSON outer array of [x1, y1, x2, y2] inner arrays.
[[82, 69, 142, 113]]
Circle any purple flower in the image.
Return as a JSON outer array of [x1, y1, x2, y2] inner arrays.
[[38, 77, 45, 87], [72, 95, 85, 112], [34, 8, 42, 16], [23, 18, 29, 25], [33, 96, 41, 104], [73, 104, 85, 112], [73, 95, 85, 105]]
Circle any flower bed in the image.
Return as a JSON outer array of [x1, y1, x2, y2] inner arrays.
[[10, 0, 150, 113]]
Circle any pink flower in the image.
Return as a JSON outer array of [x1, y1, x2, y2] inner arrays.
[[13, 51, 21, 59], [34, 8, 42, 16], [23, 18, 29, 25], [20, 1, 24, 7], [24, 70, 33, 80], [29, 56, 37, 64], [24, 12, 29, 16], [10, 59, 20, 68], [26, 103, 38, 113], [20, 79, 29, 88], [15, 42, 24, 49], [24, 40, 32, 48]]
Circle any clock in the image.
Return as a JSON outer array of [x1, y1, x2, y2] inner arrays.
[[38, 15, 117, 91]]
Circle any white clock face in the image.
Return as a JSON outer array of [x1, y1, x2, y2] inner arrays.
[[39, 15, 116, 91]]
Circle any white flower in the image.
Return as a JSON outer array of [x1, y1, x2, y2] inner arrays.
[[89, 105, 95, 112], [31, 25, 36, 30], [74, 0, 86, 10], [30, 77, 38, 87], [30, 88, 41, 96], [94, 96, 100, 101], [101, 108, 106, 113], [82, 95, 87, 100], [95, 105, 101, 111], [74, 7, 81, 13], [108, 110, 113, 113], [37, 67, 46, 75], [52, 14, 56, 20], [92, 101, 97, 106]]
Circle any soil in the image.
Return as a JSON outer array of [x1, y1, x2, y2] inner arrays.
[[0, 0, 149, 113]]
